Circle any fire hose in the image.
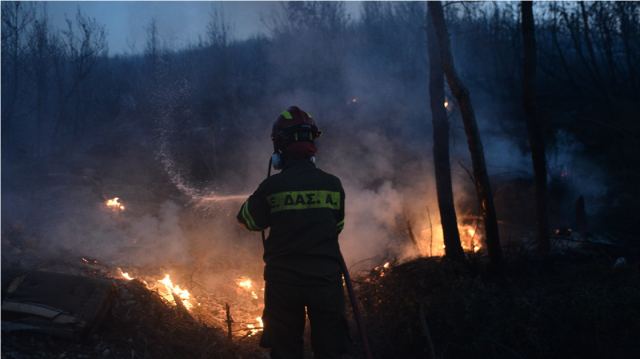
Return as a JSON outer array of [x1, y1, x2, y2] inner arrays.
[[338, 249, 374, 359], [260, 157, 373, 359]]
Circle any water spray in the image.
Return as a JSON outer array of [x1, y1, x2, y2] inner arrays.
[[155, 87, 249, 207]]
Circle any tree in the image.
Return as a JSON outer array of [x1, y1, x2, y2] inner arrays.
[[428, 1, 503, 267], [145, 18, 160, 63], [1, 2, 35, 156], [52, 9, 107, 148], [28, 6, 53, 157], [206, 6, 231, 48], [426, 10, 464, 260], [521, 1, 550, 255]]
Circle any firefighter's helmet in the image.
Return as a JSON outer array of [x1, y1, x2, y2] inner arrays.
[[271, 106, 321, 152]]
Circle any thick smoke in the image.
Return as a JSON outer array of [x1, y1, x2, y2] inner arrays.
[[2, 2, 608, 293]]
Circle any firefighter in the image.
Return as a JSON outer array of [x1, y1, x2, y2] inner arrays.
[[237, 106, 350, 359]]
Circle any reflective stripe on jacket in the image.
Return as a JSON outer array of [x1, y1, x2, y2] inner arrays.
[[237, 159, 345, 285]]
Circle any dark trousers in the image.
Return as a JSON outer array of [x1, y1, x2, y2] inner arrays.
[[260, 280, 350, 359]]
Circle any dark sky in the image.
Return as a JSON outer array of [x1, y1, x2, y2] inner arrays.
[[45, 1, 362, 55]]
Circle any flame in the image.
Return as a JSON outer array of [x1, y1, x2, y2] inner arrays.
[[414, 215, 483, 257], [157, 274, 194, 310], [444, 99, 449, 109], [466, 227, 476, 237], [115, 269, 195, 311], [114, 269, 265, 334], [247, 316, 264, 336], [105, 197, 125, 212], [236, 277, 253, 290], [236, 276, 260, 300], [460, 224, 482, 254], [233, 276, 265, 335], [118, 268, 134, 281]]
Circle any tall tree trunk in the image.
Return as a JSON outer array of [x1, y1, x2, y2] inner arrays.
[[426, 11, 464, 260], [428, 1, 503, 267], [522, 1, 550, 255]]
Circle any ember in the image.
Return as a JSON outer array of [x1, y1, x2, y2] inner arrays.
[[105, 197, 125, 212], [81, 256, 98, 264], [374, 261, 392, 277]]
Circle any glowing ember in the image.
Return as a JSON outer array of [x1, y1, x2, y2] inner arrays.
[[105, 197, 125, 212], [374, 261, 392, 278], [247, 316, 264, 336], [236, 277, 253, 290], [118, 268, 134, 281], [157, 274, 194, 310], [236, 276, 260, 300], [81, 257, 98, 264]]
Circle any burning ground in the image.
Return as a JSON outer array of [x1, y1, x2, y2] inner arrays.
[[2, 132, 634, 358], [1, 236, 268, 359], [1, 272, 259, 359], [4, 228, 639, 359], [1, 159, 274, 358]]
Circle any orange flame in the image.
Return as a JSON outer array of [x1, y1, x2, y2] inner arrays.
[[236, 276, 260, 300], [236, 277, 253, 290], [157, 274, 194, 310], [118, 268, 134, 281], [247, 316, 264, 337], [415, 217, 482, 257], [116, 269, 195, 311]]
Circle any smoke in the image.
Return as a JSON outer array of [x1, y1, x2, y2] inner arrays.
[[2, 2, 609, 290]]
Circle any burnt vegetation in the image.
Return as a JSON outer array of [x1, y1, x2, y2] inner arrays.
[[3, 1, 640, 358]]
